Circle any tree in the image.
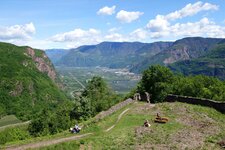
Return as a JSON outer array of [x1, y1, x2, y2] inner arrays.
[[82, 76, 112, 113], [70, 96, 92, 121], [138, 65, 174, 102], [29, 102, 73, 136]]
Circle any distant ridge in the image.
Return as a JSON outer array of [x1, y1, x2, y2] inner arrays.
[[55, 41, 172, 68], [48, 37, 225, 79]]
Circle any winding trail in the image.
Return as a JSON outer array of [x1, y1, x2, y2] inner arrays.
[[5, 100, 134, 150], [105, 108, 130, 132], [6, 133, 93, 150], [0, 121, 30, 131]]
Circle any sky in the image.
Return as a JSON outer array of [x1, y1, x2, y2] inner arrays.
[[0, 0, 225, 49]]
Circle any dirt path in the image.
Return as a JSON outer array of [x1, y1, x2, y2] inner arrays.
[[0, 121, 30, 131], [105, 108, 130, 132], [6, 133, 93, 150], [5, 101, 134, 150]]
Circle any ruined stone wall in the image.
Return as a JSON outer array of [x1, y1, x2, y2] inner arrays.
[[165, 94, 225, 113], [95, 98, 134, 121]]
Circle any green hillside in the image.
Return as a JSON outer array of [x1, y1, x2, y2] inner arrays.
[[0, 42, 68, 120], [23, 102, 225, 150], [131, 37, 223, 73], [169, 42, 225, 79]]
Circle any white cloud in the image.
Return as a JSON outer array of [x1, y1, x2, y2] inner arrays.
[[145, 1, 225, 39], [104, 33, 127, 41], [130, 28, 149, 40], [165, 1, 218, 21], [146, 15, 170, 32], [147, 17, 225, 39], [47, 1, 224, 49], [169, 18, 225, 38], [97, 5, 116, 15], [116, 10, 144, 23], [50, 28, 103, 48], [50, 28, 101, 42], [0, 22, 35, 40], [49, 28, 141, 48]]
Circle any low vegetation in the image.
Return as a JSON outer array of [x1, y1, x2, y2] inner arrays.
[[36, 102, 225, 149]]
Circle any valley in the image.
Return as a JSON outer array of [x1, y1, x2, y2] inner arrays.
[[1, 1, 225, 149], [56, 66, 141, 96]]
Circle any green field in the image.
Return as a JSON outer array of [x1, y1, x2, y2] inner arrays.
[[56, 67, 140, 96], [0, 115, 22, 128], [35, 102, 225, 150]]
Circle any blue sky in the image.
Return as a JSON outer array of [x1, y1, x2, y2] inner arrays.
[[0, 0, 224, 49]]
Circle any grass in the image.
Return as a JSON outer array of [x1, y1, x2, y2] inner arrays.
[[3, 102, 225, 149], [0, 115, 21, 127], [37, 102, 225, 150]]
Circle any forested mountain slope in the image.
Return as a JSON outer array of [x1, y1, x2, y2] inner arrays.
[[0, 42, 68, 120]]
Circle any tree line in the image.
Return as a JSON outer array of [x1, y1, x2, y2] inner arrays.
[[137, 65, 225, 103]]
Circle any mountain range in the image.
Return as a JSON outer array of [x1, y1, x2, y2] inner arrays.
[[169, 39, 225, 79], [47, 37, 225, 79], [45, 49, 69, 64], [54, 41, 172, 68]]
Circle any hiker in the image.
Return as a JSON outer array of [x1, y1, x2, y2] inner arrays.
[[144, 119, 151, 127], [69, 124, 81, 133], [74, 124, 80, 133]]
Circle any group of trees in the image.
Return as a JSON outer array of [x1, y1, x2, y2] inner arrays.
[[70, 76, 121, 121], [28, 76, 121, 136], [28, 101, 73, 136], [137, 65, 225, 103]]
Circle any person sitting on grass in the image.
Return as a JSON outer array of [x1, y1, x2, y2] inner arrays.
[[144, 119, 151, 127]]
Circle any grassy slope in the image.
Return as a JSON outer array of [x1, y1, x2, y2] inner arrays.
[[0, 115, 21, 127], [36, 102, 225, 150]]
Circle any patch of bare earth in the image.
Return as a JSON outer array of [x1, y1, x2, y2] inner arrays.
[[131, 103, 156, 114], [133, 102, 222, 150], [171, 103, 221, 149]]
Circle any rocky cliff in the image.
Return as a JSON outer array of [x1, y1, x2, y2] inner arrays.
[[26, 48, 56, 81], [0, 42, 68, 120]]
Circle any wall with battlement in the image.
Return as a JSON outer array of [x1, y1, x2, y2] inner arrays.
[[165, 94, 225, 113]]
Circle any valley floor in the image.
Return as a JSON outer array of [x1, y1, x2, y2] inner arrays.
[[4, 102, 225, 150]]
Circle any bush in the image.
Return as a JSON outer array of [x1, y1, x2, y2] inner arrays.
[[29, 102, 73, 136], [0, 126, 30, 145]]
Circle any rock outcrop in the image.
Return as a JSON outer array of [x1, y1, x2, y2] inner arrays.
[[26, 48, 56, 81]]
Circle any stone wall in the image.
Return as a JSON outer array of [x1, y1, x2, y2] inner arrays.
[[95, 98, 134, 121], [165, 94, 225, 113]]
